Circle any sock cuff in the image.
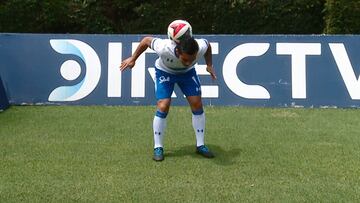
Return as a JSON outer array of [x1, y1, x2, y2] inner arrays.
[[192, 108, 204, 115], [155, 110, 168, 118]]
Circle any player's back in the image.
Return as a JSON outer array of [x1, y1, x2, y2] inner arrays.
[[151, 38, 208, 74]]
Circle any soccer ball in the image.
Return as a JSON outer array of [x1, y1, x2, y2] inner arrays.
[[167, 20, 193, 43]]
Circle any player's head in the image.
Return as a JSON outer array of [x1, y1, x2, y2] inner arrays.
[[176, 37, 199, 67]]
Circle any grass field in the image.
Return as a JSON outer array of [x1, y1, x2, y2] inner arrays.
[[1, 105, 360, 202]]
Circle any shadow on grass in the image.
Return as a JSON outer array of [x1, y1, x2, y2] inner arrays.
[[166, 144, 242, 166]]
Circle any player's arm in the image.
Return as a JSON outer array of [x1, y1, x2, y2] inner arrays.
[[204, 43, 217, 80], [120, 36, 153, 71]]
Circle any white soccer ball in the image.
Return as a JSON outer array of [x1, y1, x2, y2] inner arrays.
[[167, 20, 193, 43]]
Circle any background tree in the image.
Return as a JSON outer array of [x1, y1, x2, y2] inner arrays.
[[0, 0, 359, 34]]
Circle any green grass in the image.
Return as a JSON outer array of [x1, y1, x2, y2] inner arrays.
[[1, 105, 360, 202]]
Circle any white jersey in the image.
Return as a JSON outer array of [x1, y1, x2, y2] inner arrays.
[[150, 38, 209, 74]]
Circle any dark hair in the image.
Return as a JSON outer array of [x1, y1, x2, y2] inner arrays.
[[177, 37, 199, 55]]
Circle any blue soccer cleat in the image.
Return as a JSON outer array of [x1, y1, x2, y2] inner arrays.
[[153, 147, 164, 161], [196, 145, 215, 158]]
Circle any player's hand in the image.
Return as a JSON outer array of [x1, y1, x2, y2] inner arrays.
[[120, 57, 136, 71], [206, 65, 217, 80]]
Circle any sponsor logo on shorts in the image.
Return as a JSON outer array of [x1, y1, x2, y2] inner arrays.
[[159, 76, 170, 84]]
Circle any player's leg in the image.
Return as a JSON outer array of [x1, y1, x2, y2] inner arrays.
[[186, 95, 205, 146], [186, 96, 214, 158], [153, 98, 171, 149], [153, 69, 174, 161], [179, 69, 214, 158]]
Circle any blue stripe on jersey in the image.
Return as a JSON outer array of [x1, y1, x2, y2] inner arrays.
[[151, 38, 157, 50], [203, 39, 209, 47], [174, 47, 179, 57]]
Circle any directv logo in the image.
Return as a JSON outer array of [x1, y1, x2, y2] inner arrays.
[[48, 39, 101, 101], [48, 38, 360, 103]]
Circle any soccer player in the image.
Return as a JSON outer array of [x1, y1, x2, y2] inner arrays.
[[120, 21, 216, 161]]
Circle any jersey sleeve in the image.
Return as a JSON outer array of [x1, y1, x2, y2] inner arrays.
[[196, 38, 209, 56], [150, 38, 166, 55]]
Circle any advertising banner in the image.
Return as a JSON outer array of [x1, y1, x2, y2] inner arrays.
[[1, 34, 360, 107]]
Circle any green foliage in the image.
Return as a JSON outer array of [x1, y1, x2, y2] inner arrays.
[[0, 0, 358, 34], [0, 0, 114, 33], [207, 0, 326, 34], [324, 0, 360, 34], [114, 0, 326, 34]]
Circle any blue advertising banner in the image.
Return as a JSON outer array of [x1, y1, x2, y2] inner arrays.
[[1, 33, 360, 107]]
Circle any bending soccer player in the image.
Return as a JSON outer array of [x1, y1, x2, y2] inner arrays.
[[120, 20, 216, 161]]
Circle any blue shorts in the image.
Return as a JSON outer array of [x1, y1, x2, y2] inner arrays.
[[155, 68, 201, 100]]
